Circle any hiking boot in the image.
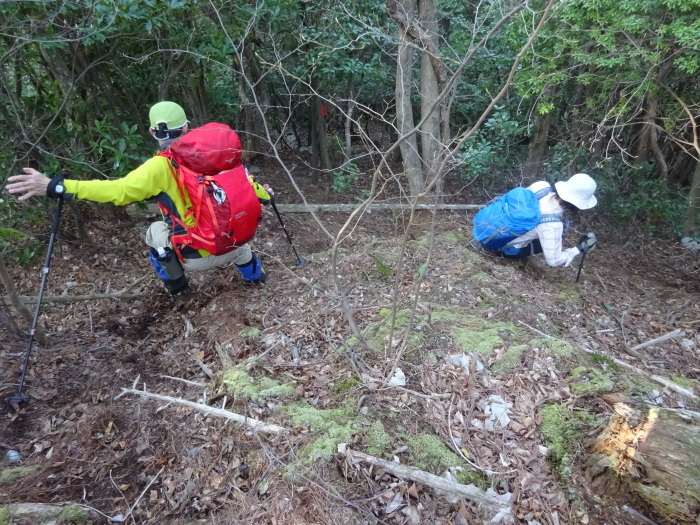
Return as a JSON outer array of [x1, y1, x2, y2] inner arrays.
[[171, 286, 192, 302], [246, 266, 267, 285], [235, 253, 267, 285]]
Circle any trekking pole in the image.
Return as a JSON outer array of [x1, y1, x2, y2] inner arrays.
[[575, 250, 588, 283], [575, 232, 595, 283], [269, 197, 307, 266], [9, 182, 66, 405]]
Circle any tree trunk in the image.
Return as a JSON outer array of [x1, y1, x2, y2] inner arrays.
[[684, 160, 700, 238], [232, 42, 270, 163], [66, 197, 89, 240], [0, 302, 22, 338], [345, 80, 361, 159], [389, 0, 424, 197], [523, 106, 551, 182], [316, 95, 331, 171], [242, 43, 270, 160], [159, 53, 189, 101], [233, 50, 257, 164], [585, 403, 700, 524], [182, 61, 210, 125], [38, 45, 75, 110], [579, 79, 604, 161], [0, 254, 47, 345], [647, 97, 668, 181], [637, 98, 669, 180], [419, 0, 441, 186]]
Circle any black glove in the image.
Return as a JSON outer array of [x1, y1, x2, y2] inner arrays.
[[576, 233, 596, 252]]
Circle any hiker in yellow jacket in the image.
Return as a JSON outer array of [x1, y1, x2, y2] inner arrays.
[[7, 102, 271, 301]]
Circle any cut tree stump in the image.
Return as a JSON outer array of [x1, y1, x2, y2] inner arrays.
[[585, 403, 700, 524]]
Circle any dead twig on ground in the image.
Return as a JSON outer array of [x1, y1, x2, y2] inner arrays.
[[117, 275, 149, 294], [345, 448, 512, 515], [159, 375, 205, 387], [123, 466, 164, 524], [614, 314, 648, 362], [116, 388, 286, 433], [628, 329, 684, 353]]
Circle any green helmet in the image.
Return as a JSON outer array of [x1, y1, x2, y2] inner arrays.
[[149, 101, 188, 139]]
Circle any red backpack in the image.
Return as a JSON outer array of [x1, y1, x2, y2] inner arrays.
[[158, 123, 262, 260]]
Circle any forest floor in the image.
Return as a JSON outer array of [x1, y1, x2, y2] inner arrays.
[[1, 154, 699, 525]]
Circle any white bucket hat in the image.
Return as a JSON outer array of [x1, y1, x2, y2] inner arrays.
[[555, 173, 597, 210]]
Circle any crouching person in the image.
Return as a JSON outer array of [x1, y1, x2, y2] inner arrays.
[[6, 101, 272, 301], [473, 173, 598, 267]]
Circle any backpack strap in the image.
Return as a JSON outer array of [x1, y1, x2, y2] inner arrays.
[[538, 213, 562, 224], [533, 186, 554, 200]]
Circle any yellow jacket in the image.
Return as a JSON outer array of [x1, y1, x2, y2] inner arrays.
[[63, 156, 271, 258]]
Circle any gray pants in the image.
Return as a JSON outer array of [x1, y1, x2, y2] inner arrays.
[[145, 221, 252, 271]]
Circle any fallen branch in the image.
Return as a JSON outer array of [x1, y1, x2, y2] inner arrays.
[[135, 202, 484, 218], [159, 375, 205, 387], [517, 321, 697, 400], [2, 292, 145, 304], [345, 448, 511, 514], [629, 329, 684, 353], [116, 388, 285, 433], [274, 203, 484, 213], [621, 343, 647, 362]]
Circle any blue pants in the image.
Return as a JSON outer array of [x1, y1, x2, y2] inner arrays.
[[501, 239, 543, 259]]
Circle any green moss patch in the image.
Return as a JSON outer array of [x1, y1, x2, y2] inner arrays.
[[221, 366, 294, 405], [442, 230, 481, 256], [671, 376, 698, 389], [348, 308, 425, 352], [333, 378, 359, 393], [280, 402, 393, 465], [352, 306, 524, 361], [0, 507, 9, 525], [492, 344, 528, 373], [555, 284, 582, 303], [404, 434, 483, 486], [441, 231, 469, 246], [471, 271, 492, 284], [0, 466, 37, 486], [539, 404, 598, 468], [569, 367, 614, 396], [236, 327, 261, 339], [366, 420, 393, 455], [59, 504, 88, 524], [534, 337, 576, 358]]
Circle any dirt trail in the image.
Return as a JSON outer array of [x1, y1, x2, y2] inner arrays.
[[1, 169, 699, 524]]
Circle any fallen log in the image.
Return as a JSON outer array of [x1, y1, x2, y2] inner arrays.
[[116, 388, 285, 433], [273, 203, 484, 213], [345, 448, 511, 518], [1, 292, 145, 304], [0, 502, 104, 524], [585, 403, 700, 524]]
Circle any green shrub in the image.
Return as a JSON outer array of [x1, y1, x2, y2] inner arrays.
[[331, 161, 360, 193], [598, 161, 686, 235]]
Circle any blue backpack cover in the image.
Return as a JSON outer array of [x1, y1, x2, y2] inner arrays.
[[473, 186, 553, 249]]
